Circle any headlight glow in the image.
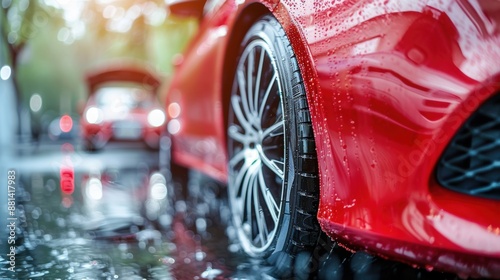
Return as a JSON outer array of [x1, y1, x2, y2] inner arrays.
[[148, 109, 165, 127], [150, 172, 167, 200], [150, 182, 168, 200], [86, 178, 103, 200], [85, 107, 103, 124]]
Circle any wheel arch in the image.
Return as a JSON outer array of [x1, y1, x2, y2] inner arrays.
[[219, 0, 326, 224]]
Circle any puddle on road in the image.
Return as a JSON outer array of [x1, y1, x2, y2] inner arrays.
[[0, 162, 462, 280], [0, 170, 253, 280]]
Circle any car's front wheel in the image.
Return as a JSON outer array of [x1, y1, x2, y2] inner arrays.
[[227, 15, 321, 277]]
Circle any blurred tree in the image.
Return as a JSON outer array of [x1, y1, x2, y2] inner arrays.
[[1, 0, 49, 138]]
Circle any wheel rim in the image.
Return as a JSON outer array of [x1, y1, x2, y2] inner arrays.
[[228, 37, 286, 255]]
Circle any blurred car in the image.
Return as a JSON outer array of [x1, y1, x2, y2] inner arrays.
[[162, 0, 500, 278], [80, 64, 165, 150]]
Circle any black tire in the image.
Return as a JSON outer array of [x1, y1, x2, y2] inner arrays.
[[227, 15, 320, 277]]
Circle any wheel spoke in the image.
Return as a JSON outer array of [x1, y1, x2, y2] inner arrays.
[[229, 148, 246, 169], [231, 155, 253, 198], [238, 162, 255, 196], [253, 171, 267, 245], [247, 48, 255, 114], [231, 95, 252, 132], [228, 125, 249, 145], [258, 168, 279, 223], [244, 165, 258, 231], [258, 73, 277, 120], [233, 159, 257, 221], [262, 119, 284, 140], [233, 164, 251, 223], [237, 69, 253, 124], [254, 48, 265, 122], [258, 148, 284, 179]]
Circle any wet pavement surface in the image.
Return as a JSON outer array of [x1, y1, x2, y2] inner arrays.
[[0, 140, 465, 279]]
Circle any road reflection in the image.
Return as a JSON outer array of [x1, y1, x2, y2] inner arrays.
[[2, 141, 250, 280], [0, 140, 464, 279]]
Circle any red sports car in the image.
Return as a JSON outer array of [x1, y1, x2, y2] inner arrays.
[[80, 64, 166, 150], [163, 0, 500, 277]]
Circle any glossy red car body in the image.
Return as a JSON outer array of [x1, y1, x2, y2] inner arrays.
[[80, 64, 165, 149], [164, 0, 500, 277]]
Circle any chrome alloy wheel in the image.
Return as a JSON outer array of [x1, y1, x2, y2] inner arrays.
[[228, 37, 285, 256]]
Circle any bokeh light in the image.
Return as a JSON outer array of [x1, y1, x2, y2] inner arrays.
[[0, 65, 11, 80], [59, 114, 73, 133], [30, 94, 43, 112]]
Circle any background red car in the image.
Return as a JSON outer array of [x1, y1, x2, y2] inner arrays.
[[163, 0, 500, 278], [80, 63, 165, 150]]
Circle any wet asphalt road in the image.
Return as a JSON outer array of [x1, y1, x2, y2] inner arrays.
[[0, 139, 464, 279]]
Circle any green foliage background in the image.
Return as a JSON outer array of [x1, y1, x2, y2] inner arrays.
[[2, 0, 197, 124]]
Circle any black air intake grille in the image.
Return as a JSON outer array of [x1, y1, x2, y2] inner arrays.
[[436, 94, 500, 199]]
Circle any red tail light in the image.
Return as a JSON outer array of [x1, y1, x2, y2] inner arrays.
[[60, 168, 75, 194]]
